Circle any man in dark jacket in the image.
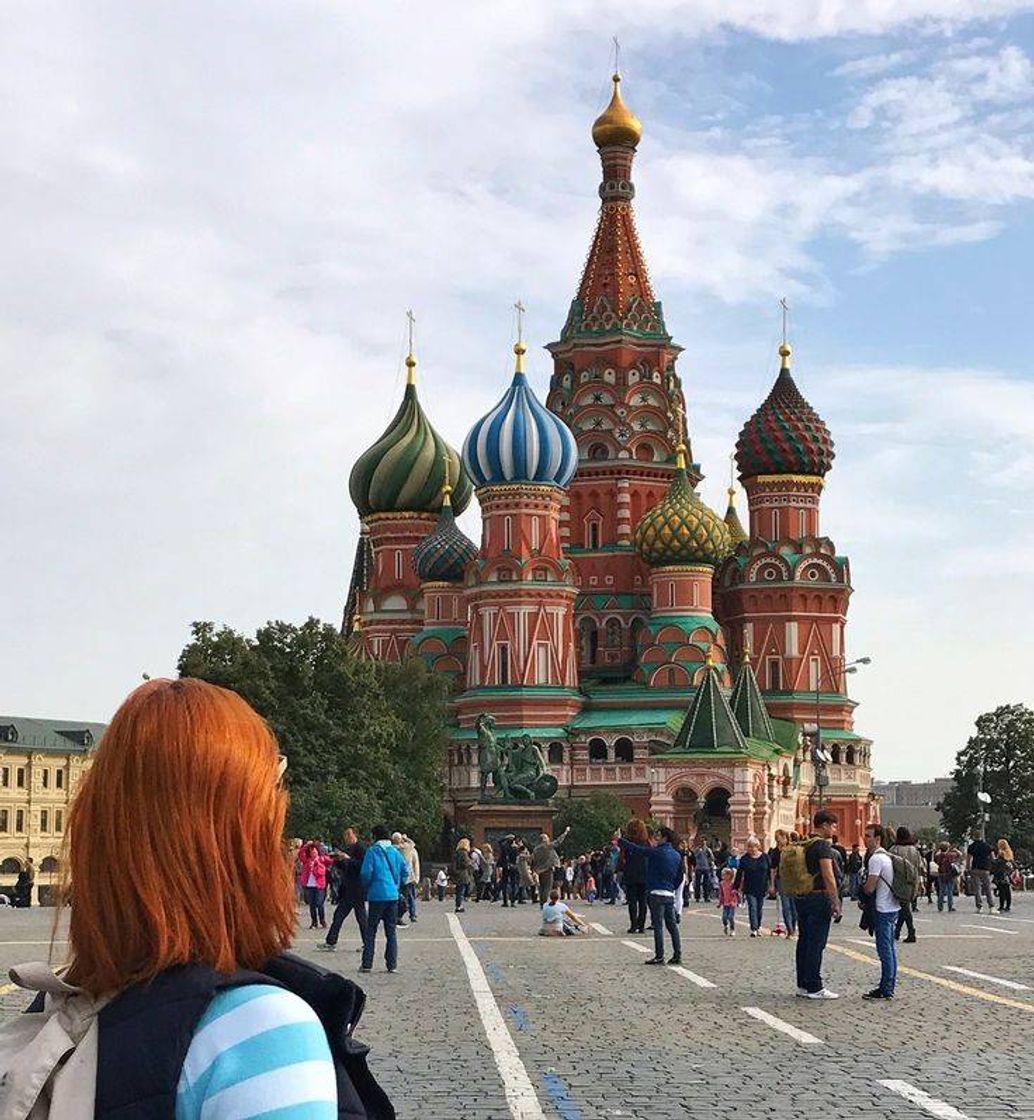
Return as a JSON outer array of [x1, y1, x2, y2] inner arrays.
[[499, 834, 519, 908], [319, 827, 368, 951], [619, 827, 683, 965]]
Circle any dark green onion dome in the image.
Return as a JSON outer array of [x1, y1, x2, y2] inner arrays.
[[735, 344, 835, 480], [349, 355, 473, 517], [634, 447, 732, 567], [412, 486, 478, 583]]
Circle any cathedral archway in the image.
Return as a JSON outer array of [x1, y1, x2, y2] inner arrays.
[[700, 787, 732, 846], [672, 786, 699, 841]]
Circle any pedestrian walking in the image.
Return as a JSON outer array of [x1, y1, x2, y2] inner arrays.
[[845, 843, 864, 900], [499, 834, 519, 907], [734, 837, 771, 936], [860, 823, 900, 1000], [718, 867, 739, 936], [618, 826, 683, 966], [298, 840, 332, 930], [435, 868, 448, 902], [966, 834, 996, 912], [360, 824, 408, 974], [768, 829, 797, 937], [934, 840, 960, 911], [693, 838, 714, 901], [395, 833, 421, 924], [452, 838, 474, 912], [991, 839, 1015, 912], [889, 827, 923, 943], [621, 818, 650, 933], [318, 827, 368, 952], [782, 809, 842, 999], [531, 827, 571, 906]]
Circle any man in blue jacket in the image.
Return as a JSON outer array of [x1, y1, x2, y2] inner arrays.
[[360, 823, 409, 973], [618, 826, 683, 965]]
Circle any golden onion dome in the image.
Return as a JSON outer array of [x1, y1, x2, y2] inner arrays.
[[591, 74, 642, 149], [634, 447, 732, 568]]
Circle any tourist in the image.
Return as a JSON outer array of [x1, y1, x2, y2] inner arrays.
[[621, 818, 650, 933], [539, 888, 589, 937], [469, 843, 484, 902], [889, 826, 923, 943], [360, 823, 409, 974], [734, 836, 771, 937], [966, 832, 996, 912], [793, 809, 842, 1000], [718, 866, 740, 936], [934, 841, 960, 911], [585, 869, 597, 904], [452, 838, 474, 913], [845, 843, 864, 900], [619, 826, 683, 965], [693, 837, 714, 902], [477, 843, 497, 902], [531, 826, 571, 906], [13, 859, 34, 908], [298, 839, 332, 930], [991, 839, 1015, 912], [517, 839, 536, 903], [768, 829, 797, 937], [435, 867, 448, 902], [860, 823, 900, 1000], [318, 826, 368, 952], [395, 833, 421, 924], [19, 678, 375, 1116], [499, 833, 519, 907], [562, 859, 575, 899]]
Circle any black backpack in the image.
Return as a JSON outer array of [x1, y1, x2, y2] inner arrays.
[[93, 952, 395, 1119]]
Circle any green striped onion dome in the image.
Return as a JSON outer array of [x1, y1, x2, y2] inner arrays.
[[634, 451, 732, 567], [413, 490, 478, 583], [349, 358, 473, 517]]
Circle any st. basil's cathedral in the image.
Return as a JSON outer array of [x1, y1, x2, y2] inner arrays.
[[345, 75, 878, 849]]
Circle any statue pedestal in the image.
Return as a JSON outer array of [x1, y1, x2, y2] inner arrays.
[[463, 801, 557, 847]]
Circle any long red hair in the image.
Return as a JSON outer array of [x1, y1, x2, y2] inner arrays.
[[62, 677, 295, 994]]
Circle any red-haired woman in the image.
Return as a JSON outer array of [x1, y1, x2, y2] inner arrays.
[[0, 678, 393, 1118], [621, 818, 650, 934], [299, 840, 332, 929]]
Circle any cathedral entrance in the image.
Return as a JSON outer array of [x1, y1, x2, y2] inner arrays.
[[672, 786, 699, 841], [699, 787, 732, 847]]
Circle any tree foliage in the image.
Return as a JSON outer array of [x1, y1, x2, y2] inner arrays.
[[177, 619, 449, 854], [553, 792, 631, 856], [940, 703, 1034, 863]]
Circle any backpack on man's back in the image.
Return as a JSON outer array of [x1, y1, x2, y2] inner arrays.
[[779, 839, 821, 897]]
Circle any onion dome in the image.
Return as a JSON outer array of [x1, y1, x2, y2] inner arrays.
[[412, 484, 478, 583], [634, 447, 732, 567], [736, 344, 835, 480], [724, 487, 748, 545], [592, 73, 642, 149], [349, 354, 473, 517], [463, 342, 578, 489]]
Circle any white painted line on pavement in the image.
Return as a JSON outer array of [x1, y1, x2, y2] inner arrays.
[[446, 913, 545, 1120], [589, 922, 614, 936], [942, 966, 1030, 991], [670, 965, 717, 989], [621, 939, 652, 954], [983, 914, 1034, 924], [845, 937, 992, 947], [879, 1080, 971, 1120], [959, 923, 1019, 935], [741, 1006, 822, 1046]]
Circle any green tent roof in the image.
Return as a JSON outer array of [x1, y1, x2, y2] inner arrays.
[[730, 659, 774, 742], [671, 664, 746, 753]]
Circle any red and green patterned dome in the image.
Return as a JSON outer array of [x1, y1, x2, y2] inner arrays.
[[736, 345, 835, 480], [412, 488, 478, 583], [634, 449, 731, 568]]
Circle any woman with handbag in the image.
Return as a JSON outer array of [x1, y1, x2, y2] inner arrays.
[[991, 839, 1016, 913]]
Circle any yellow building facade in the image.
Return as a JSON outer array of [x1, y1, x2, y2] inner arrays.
[[0, 717, 102, 904]]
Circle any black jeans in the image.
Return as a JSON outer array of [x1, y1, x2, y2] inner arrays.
[[326, 894, 367, 946], [648, 894, 681, 960], [795, 894, 833, 994], [500, 866, 518, 905], [894, 903, 916, 939], [997, 881, 1012, 911], [363, 900, 398, 970], [626, 882, 647, 931]]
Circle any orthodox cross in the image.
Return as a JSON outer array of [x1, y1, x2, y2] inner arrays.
[[406, 309, 416, 354], [779, 297, 789, 346], [612, 36, 621, 75], [514, 299, 526, 345], [729, 451, 736, 489]]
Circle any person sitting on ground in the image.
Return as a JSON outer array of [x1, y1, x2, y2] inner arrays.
[[538, 889, 589, 937]]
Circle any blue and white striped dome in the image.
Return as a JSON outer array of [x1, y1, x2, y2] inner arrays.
[[463, 343, 578, 489]]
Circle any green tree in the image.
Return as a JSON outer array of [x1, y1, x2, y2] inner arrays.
[[177, 619, 449, 855], [940, 703, 1034, 863], [553, 792, 631, 855]]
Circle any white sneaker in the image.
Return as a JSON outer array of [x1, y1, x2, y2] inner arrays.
[[806, 988, 839, 1000], [796, 986, 808, 997]]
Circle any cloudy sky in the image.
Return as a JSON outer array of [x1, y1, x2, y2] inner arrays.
[[3, 1, 1033, 779]]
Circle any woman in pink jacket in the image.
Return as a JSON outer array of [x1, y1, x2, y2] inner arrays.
[[298, 839, 333, 929]]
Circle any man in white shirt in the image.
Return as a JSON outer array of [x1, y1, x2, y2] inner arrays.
[[862, 824, 901, 1000]]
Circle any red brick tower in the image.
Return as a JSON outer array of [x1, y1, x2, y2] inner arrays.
[[546, 75, 693, 678]]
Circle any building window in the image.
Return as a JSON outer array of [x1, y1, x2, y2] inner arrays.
[[809, 655, 821, 692], [0, 767, 7, 788], [531, 517, 540, 551], [691, 581, 699, 607], [586, 520, 601, 550], [535, 643, 550, 684], [55, 810, 63, 833], [614, 737, 634, 763], [16, 768, 25, 790], [0, 810, 7, 833], [579, 618, 598, 665], [470, 645, 480, 687], [588, 738, 608, 763], [394, 550, 403, 581], [767, 657, 782, 691], [428, 596, 439, 621], [667, 581, 676, 608], [772, 509, 781, 539], [55, 769, 64, 790], [785, 622, 798, 656], [605, 618, 622, 648], [40, 810, 49, 833], [497, 644, 511, 686], [533, 568, 548, 581], [504, 516, 513, 551], [41, 769, 49, 789], [547, 742, 564, 764], [799, 509, 808, 537], [15, 810, 25, 834]]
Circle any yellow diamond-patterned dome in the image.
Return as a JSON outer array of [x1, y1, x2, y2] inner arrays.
[[634, 452, 732, 568]]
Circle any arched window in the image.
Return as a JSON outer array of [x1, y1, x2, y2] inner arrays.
[[504, 516, 513, 551], [605, 618, 622, 648], [40, 857, 59, 873], [547, 742, 564, 765], [588, 442, 608, 461], [531, 517, 540, 551], [845, 745, 856, 765], [579, 618, 598, 666], [0, 857, 22, 874], [585, 515, 602, 550], [588, 738, 608, 763], [630, 617, 647, 652], [614, 737, 634, 763], [830, 745, 841, 764]]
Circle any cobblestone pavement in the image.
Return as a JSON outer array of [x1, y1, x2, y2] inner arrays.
[[2, 895, 1032, 1119]]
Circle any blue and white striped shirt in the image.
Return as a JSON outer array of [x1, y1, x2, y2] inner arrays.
[[175, 983, 337, 1119]]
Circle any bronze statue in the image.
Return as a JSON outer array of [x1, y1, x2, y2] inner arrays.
[[475, 715, 558, 801]]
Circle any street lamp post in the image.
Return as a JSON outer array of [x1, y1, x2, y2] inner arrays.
[[812, 655, 871, 808]]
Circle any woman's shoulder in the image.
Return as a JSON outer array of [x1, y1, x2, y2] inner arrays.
[[176, 984, 335, 1119]]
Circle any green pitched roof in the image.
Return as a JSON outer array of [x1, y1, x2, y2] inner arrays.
[[0, 715, 106, 754], [671, 665, 746, 753], [730, 659, 774, 742]]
